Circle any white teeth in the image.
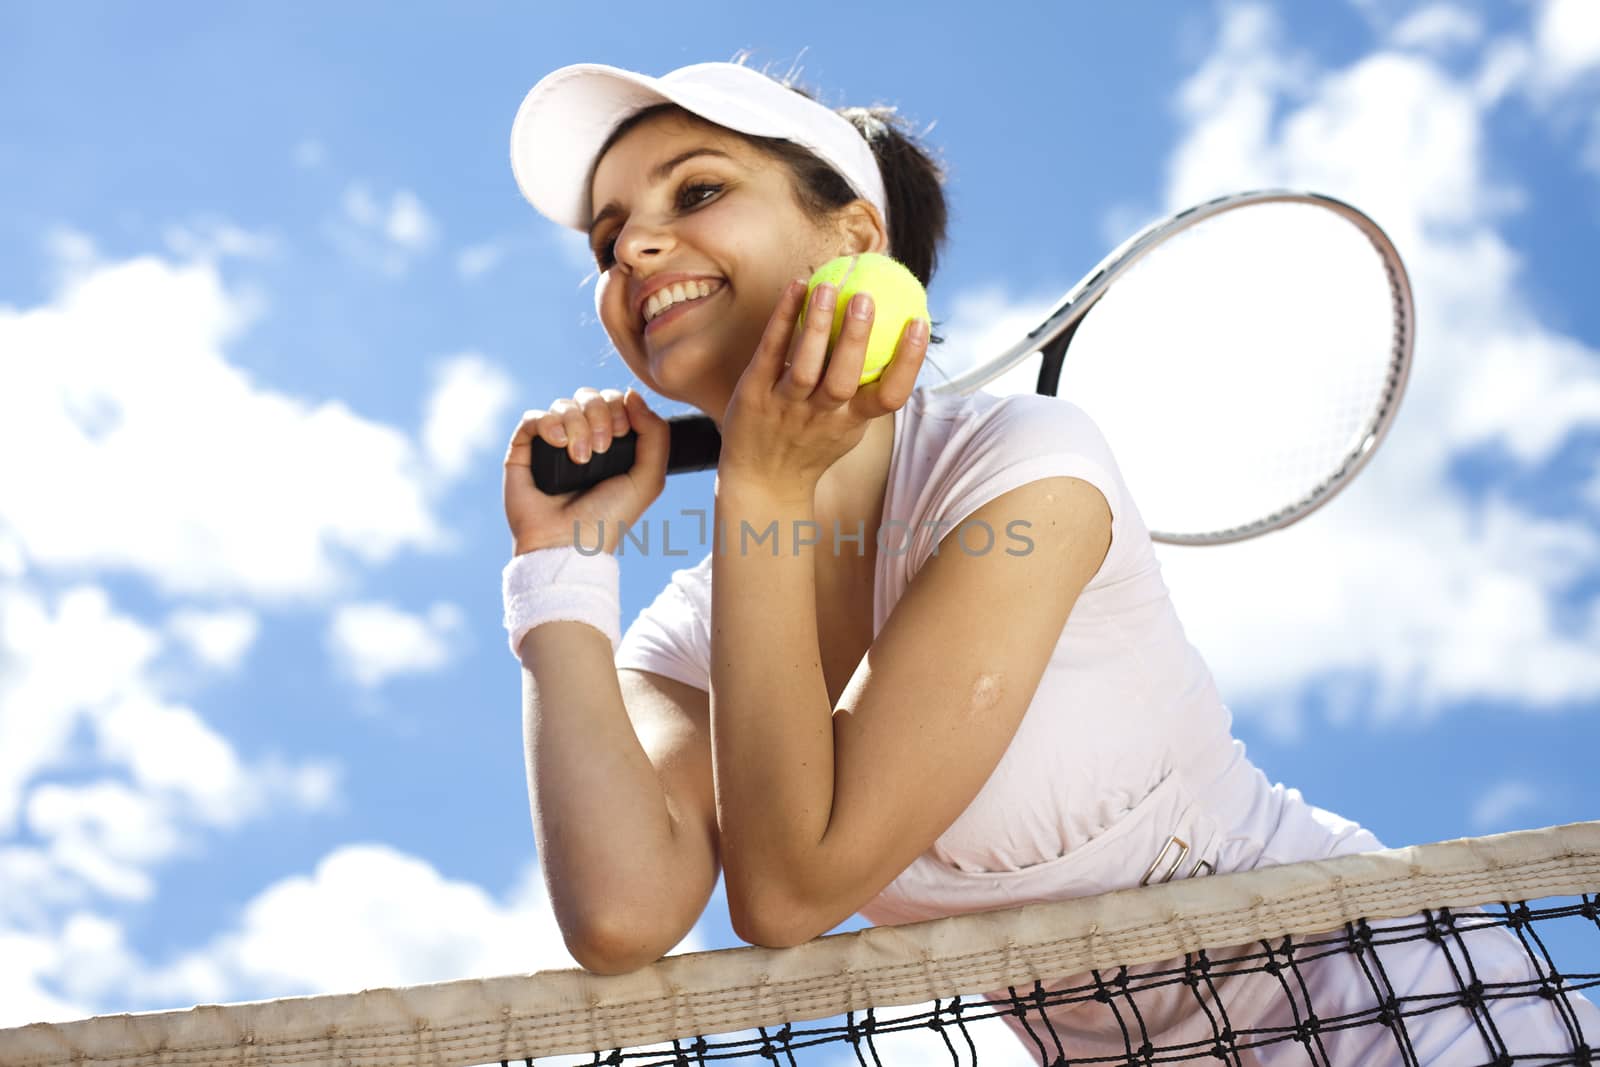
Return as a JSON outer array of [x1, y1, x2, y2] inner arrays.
[[643, 280, 719, 323]]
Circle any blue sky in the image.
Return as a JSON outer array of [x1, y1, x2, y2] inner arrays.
[[1, 0, 1597, 1027]]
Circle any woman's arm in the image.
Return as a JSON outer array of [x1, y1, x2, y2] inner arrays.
[[521, 625, 719, 973], [710, 474, 1111, 947]]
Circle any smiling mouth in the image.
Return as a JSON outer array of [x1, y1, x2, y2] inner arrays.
[[643, 282, 724, 335]]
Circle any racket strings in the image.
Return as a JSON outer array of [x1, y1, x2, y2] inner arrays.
[[1038, 199, 1409, 543]]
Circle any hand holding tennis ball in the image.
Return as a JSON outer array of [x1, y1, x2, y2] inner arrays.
[[797, 252, 928, 385]]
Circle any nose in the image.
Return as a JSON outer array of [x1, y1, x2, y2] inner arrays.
[[612, 214, 675, 269]]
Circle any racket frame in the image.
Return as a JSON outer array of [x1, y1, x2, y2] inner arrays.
[[924, 189, 1415, 546]]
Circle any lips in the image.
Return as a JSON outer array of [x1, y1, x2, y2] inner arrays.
[[632, 274, 725, 328], [643, 283, 725, 336]]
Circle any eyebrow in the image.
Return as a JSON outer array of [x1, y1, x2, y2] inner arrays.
[[587, 147, 737, 244]]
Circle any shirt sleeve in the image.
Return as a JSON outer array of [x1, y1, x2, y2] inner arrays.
[[612, 554, 714, 692], [910, 393, 1127, 583]]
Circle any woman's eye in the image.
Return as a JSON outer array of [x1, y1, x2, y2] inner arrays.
[[678, 182, 722, 209], [593, 184, 722, 269]]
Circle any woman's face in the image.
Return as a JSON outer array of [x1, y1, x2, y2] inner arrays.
[[586, 112, 860, 419]]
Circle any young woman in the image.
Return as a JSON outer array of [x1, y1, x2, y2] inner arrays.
[[500, 60, 1595, 1064]]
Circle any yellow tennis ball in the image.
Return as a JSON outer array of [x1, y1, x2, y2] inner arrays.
[[797, 252, 928, 385]]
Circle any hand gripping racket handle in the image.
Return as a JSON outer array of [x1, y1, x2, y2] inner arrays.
[[529, 414, 721, 495]]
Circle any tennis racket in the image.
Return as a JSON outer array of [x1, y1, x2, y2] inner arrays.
[[529, 189, 1415, 546]]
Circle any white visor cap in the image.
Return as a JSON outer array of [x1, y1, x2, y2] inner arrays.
[[509, 61, 889, 237]]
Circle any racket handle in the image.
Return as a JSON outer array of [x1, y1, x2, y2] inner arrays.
[[529, 413, 721, 495]]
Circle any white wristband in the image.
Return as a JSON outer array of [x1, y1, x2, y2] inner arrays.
[[502, 546, 622, 662]]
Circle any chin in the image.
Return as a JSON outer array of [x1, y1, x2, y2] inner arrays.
[[644, 341, 733, 401]]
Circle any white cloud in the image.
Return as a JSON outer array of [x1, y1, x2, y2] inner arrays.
[[342, 183, 381, 227], [7, 845, 718, 1025], [421, 352, 516, 483], [165, 607, 259, 671], [1530, 0, 1600, 95], [456, 241, 505, 280], [1471, 0, 1600, 167], [0, 221, 524, 1028], [161, 219, 279, 264], [0, 584, 159, 832], [39, 227, 99, 291], [27, 782, 182, 900], [1470, 780, 1541, 832], [0, 246, 453, 601], [943, 4, 1600, 740], [0, 575, 338, 1024], [331, 182, 437, 276], [1153, 7, 1600, 736], [292, 139, 326, 170], [165, 847, 574, 999], [1390, 4, 1482, 53], [0, 578, 337, 893], [132, 845, 705, 1006], [384, 190, 435, 250], [0, 851, 578, 1024], [325, 600, 464, 688], [0, 929, 91, 1028], [1165, 6, 1315, 206]]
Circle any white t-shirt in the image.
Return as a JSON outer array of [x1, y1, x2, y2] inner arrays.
[[611, 386, 1597, 1059], [614, 386, 1342, 909]]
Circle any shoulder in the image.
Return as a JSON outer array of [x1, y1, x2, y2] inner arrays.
[[915, 389, 1123, 521], [902, 387, 1118, 473]]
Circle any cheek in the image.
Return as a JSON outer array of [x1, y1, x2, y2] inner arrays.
[[593, 272, 656, 378], [595, 273, 637, 347], [595, 271, 617, 324]]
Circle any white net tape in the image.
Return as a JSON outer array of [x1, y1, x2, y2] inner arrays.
[[3, 822, 1597, 1067]]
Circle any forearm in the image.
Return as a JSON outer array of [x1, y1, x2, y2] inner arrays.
[[519, 623, 693, 965], [709, 477, 838, 911]]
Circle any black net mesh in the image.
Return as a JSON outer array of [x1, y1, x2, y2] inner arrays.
[[503, 897, 1599, 1067]]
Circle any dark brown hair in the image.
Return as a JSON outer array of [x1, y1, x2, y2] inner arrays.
[[588, 80, 949, 289]]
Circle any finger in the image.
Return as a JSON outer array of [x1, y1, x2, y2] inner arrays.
[[782, 282, 838, 397], [860, 315, 930, 410], [816, 291, 872, 406], [601, 389, 629, 437], [624, 388, 670, 480], [558, 408, 594, 462], [540, 399, 591, 463], [749, 279, 808, 386], [574, 388, 613, 454], [504, 408, 550, 468]]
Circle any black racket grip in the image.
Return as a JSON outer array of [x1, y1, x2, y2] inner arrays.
[[529, 414, 721, 495]]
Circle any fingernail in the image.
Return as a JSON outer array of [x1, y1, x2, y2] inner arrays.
[[908, 317, 930, 342], [614, 414, 628, 434], [814, 284, 837, 310], [550, 427, 567, 445], [848, 292, 873, 320], [574, 444, 590, 463]]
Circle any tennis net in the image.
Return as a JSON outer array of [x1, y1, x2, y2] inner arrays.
[[3, 821, 1597, 1067]]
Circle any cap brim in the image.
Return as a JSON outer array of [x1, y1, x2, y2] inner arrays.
[[509, 64, 676, 232]]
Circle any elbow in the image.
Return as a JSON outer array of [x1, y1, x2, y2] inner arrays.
[[727, 885, 824, 949], [559, 912, 674, 976]]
